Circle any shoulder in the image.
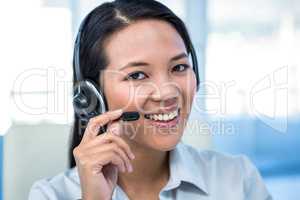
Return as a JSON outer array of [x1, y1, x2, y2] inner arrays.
[[178, 141, 255, 181], [178, 142, 272, 199], [28, 167, 82, 200], [179, 141, 253, 170]]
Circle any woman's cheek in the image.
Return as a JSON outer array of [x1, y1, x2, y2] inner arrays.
[[109, 83, 135, 109], [179, 71, 197, 113], [188, 74, 197, 113]]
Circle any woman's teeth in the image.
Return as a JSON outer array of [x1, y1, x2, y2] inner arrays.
[[144, 109, 180, 121]]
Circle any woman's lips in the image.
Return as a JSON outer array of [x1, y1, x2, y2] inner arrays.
[[143, 104, 179, 115], [144, 109, 181, 128], [148, 115, 180, 128]]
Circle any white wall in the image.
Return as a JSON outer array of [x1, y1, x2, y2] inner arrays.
[[3, 122, 71, 200]]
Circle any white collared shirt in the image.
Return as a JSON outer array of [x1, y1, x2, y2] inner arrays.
[[28, 141, 273, 200]]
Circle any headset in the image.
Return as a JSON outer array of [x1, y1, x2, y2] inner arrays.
[[72, 13, 200, 134], [72, 15, 109, 134]]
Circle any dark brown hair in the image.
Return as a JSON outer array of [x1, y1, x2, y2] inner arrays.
[[69, 0, 199, 168]]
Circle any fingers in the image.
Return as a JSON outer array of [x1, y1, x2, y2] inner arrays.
[[82, 133, 135, 160], [76, 150, 127, 174], [74, 109, 136, 176], [81, 109, 123, 143], [80, 143, 134, 173], [106, 121, 122, 136]]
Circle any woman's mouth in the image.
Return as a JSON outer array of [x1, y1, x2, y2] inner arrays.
[[144, 108, 180, 128]]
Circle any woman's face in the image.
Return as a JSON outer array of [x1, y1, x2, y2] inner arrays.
[[100, 19, 197, 151]]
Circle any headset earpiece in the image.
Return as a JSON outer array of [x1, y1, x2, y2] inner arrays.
[[73, 79, 107, 120]]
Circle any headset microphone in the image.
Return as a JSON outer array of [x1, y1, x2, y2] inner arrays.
[[97, 111, 140, 134]]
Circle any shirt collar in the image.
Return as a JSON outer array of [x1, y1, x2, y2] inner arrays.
[[163, 140, 209, 195]]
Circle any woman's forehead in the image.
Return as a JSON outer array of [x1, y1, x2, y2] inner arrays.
[[104, 19, 187, 70]]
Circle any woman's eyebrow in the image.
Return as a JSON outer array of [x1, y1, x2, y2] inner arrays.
[[119, 52, 188, 71]]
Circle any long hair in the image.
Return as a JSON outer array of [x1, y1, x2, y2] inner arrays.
[[69, 0, 199, 168]]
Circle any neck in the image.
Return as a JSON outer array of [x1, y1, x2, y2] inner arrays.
[[117, 140, 170, 190]]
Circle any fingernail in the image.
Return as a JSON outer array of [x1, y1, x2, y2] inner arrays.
[[130, 153, 135, 160], [93, 125, 100, 134]]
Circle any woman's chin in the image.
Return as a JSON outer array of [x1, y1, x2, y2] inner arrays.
[[148, 132, 182, 151]]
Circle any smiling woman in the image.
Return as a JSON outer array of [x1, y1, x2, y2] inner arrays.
[[28, 0, 272, 200]]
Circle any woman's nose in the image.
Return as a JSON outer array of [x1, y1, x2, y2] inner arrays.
[[150, 78, 180, 104]]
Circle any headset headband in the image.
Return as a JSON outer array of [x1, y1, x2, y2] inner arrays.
[[74, 15, 90, 82]]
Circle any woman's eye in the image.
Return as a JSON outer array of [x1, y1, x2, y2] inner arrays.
[[173, 64, 190, 72], [125, 71, 147, 80]]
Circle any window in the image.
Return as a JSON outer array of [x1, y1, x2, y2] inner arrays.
[[207, 0, 300, 197], [206, 0, 299, 117], [0, 0, 73, 130]]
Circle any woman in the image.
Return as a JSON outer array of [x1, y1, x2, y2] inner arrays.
[[29, 0, 272, 199]]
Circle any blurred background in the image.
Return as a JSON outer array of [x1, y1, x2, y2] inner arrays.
[[0, 0, 299, 199]]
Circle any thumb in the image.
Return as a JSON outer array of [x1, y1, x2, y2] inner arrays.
[[107, 121, 123, 136]]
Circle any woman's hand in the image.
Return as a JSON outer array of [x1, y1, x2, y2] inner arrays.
[[73, 109, 135, 200]]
